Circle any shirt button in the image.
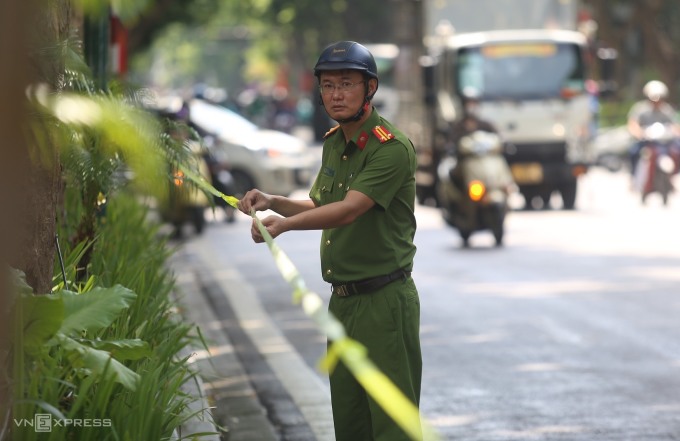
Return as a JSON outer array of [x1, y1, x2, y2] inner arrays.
[[326, 240, 331, 246], [338, 183, 343, 188], [342, 155, 348, 160], [326, 269, 332, 275], [321, 186, 326, 191]]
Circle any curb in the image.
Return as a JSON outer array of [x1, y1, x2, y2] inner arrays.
[[170, 245, 279, 440], [191, 253, 335, 441]]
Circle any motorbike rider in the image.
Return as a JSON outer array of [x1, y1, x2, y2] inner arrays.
[[449, 95, 497, 148], [446, 94, 499, 189], [626, 80, 680, 174]]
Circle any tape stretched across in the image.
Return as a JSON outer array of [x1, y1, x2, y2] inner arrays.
[[178, 166, 439, 440], [179, 164, 239, 209], [251, 212, 439, 441]]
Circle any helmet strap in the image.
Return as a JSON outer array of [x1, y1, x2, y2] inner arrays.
[[333, 80, 375, 124], [335, 99, 371, 124]]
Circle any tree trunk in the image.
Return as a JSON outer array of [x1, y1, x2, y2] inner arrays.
[[3, 0, 71, 297], [7, 1, 71, 296], [0, 0, 34, 430]]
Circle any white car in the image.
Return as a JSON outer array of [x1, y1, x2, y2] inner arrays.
[[590, 125, 633, 172], [188, 98, 317, 196]]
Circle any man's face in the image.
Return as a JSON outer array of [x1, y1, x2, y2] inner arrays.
[[319, 70, 372, 121]]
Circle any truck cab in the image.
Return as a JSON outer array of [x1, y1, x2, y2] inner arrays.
[[420, 29, 594, 209]]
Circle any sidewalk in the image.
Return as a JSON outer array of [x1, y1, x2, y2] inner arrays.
[[168, 233, 334, 441]]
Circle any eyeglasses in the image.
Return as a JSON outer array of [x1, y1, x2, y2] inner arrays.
[[319, 80, 366, 95]]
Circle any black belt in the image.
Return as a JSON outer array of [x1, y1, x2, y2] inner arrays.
[[332, 269, 411, 297]]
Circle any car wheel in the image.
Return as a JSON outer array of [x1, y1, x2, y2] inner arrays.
[[230, 169, 256, 198]]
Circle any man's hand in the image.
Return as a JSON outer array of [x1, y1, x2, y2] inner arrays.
[[250, 215, 287, 243], [238, 189, 272, 214]]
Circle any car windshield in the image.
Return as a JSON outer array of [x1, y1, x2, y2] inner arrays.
[[456, 42, 585, 100], [188, 99, 258, 136]]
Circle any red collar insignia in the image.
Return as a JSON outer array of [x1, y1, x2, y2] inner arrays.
[[372, 125, 394, 143], [357, 131, 369, 150]]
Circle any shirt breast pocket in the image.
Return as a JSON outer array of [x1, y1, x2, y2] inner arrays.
[[313, 174, 335, 205]]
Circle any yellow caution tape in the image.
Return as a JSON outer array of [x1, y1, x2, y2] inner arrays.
[[179, 164, 239, 209], [252, 212, 439, 441], [177, 166, 439, 440]]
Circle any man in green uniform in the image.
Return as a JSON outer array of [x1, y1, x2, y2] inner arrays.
[[237, 40, 422, 441]]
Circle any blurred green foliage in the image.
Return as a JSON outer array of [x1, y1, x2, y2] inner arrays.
[[129, 0, 394, 93], [127, 0, 680, 111]]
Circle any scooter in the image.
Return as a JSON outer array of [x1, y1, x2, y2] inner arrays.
[[633, 122, 680, 206], [161, 142, 211, 238], [436, 130, 514, 247]]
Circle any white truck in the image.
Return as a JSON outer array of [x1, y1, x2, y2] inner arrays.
[[417, 0, 594, 209], [364, 43, 402, 123]]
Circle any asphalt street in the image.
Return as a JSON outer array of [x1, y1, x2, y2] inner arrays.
[[171, 167, 680, 441]]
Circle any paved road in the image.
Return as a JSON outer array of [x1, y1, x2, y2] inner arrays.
[[191, 168, 680, 440]]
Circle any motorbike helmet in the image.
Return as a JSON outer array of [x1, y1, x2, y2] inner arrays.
[[642, 80, 668, 103], [313, 41, 378, 123]]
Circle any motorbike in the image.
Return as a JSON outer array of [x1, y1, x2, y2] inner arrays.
[[160, 140, 211, 238], [633, 122, 680, 206], [436, 130, 514, 247]]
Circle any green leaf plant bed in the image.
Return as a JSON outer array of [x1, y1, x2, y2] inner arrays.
[[7, 193, 214, 441]]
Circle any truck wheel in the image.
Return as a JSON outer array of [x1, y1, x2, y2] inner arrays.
[[560, 179, 577, 210], [541, 192, 552, 210]]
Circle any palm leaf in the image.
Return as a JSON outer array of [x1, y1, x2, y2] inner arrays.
[[19, 294, 65, 353], [58, 335, 140, 391], [87, 338, 152, 361], [58, 285, 136, 335]]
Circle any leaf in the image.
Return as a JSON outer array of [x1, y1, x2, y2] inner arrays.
[[88, 338, 152, 361], [59, 334, 140, 391], [59, 285, 137, 335], [11, 268, 34, 297], [15, 399, 67, 420], [20, 295, 65, 352]]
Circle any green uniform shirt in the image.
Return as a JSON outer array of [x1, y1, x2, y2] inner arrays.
[[309, 109, 417, 284]]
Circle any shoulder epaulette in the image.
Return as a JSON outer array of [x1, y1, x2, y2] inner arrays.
[[323, 125, 341, 139], [371, 125, 395, 143]]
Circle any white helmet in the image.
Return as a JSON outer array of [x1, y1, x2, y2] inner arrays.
[[642, 80, 668, 102]]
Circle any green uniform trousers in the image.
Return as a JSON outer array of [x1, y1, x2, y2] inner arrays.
[[328, 276, 422, 441]]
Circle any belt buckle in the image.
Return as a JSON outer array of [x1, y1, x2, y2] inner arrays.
[[334, 285, 350, 297]]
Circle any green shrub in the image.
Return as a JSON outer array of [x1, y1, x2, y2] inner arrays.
[[8, 190, 211, 440]]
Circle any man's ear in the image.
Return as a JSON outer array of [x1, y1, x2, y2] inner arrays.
[[368, 78, 378, 96]]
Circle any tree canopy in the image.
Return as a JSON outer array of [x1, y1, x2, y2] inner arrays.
[[129, 0, 680, 106]]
